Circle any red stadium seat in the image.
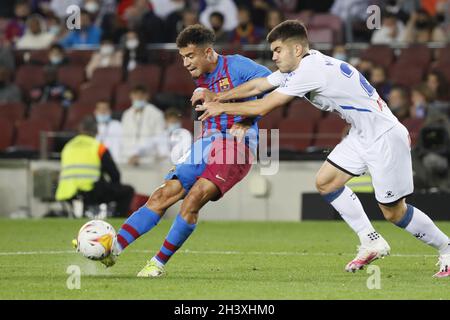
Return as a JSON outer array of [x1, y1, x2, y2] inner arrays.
[[309, 14, 343, 43], [64, 102, 96, 131], [66, 50, 94, 65], [114, 83, 131, 111], [435, 45, 450, 67], [0, 102, 26, 123], [14, 119, 52, 151], [29, 102, 64, 130], [29, 49, 49, 65], [278, 118, 315, 151], [0, 117, 15, 150], [287, 99, 323, 121], [181, 116, 194, 134], [78, 84, 113, 105], [14, 64, 45, 93], [396, 45, 432, 69], [90, 67, 123, 87], [313, 116, 348, 148], [402, 117, 424, 147], [389, 63, 425, 88], [128, 65, 162, 95], [359, 45, 394, 69], [161, 61, 196, 96], [307, 28, 334, 43], [58, 65, 86, 94]]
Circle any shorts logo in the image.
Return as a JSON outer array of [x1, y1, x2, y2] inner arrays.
[[385, 191, 394, 198]]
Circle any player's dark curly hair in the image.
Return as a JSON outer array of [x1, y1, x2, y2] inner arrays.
[[267, 20, 309, 46], [176, 24, 216, 48]]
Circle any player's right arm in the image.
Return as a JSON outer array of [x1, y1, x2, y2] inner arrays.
[[190, 77, 275, 105]]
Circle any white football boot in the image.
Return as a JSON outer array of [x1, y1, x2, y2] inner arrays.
[[433, 254, 450, 278], [345, 234, 391, 272]]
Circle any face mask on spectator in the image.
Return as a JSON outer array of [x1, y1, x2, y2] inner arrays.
[[48, 25, 60, 35], [100, 44, 114, 55], [85, 1, 99, 14], [167, 122, 181, 132], [333, 53, 347, 62], [126, 39, 139, 50], [96, 114, 111, 123], [49, 55, 62, 65], [132, 100, 147, 109]]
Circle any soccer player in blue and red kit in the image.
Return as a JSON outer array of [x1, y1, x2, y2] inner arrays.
[[99, 25, 271, 277]]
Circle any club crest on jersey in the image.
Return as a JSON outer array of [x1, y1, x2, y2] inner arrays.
[[219, 78, 230, 90]]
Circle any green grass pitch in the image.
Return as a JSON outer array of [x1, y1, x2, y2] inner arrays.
[[0, 218, 448, 300]]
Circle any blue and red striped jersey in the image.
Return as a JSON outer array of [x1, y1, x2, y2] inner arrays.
[[195, 54, 271, 136]]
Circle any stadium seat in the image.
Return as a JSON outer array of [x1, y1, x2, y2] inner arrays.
[[359, 45, 394, 69], [309, 14, 343, 43], [0, 117, 15, 151], [402, 117, 424, 147], [389, 63, 425, 88], [0, 102, 26, 123], [64, 102, 96, 131], [161, 62, 196, 96], [14, 64, 45, 93], [278, 118, 315, 152], [66, 50, 94, 65], [307, 28, 334, 43], [90, 66, 123, 87], [29, 49, 49, 65], [181, 116, 194, 133], [287, 99, 323, 121], [396, 45, 432, 69], [435, 45, 450, 67], [58, 65, 86, 94], [78, 84, 113, 105], [29, 102, 64, 130], [128, 65, 162, 95], [313, 116, 348, 148], [114, 83, 131, 111], [14, 119, 52, 151]]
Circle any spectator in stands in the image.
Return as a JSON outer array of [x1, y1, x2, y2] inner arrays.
[[16, 14, 55, 50], [0, 46, 15, 71], [5, 0, 31, 44], [371, 11, 406, 44], [165, 8, 199, 42], [402, 9, 447, 43], [410, 83, 435, 119], [370, 65, 392, 102], [55, 116, 135, 217], [236, 0, 275, 29], [425, 70, 450, 102], [86, 38, 123, 79], [332, 45, 348, 62], [151, 0, 186, 20], [120, 84, 165, 166], [50, 0, 82, 19], [45, 13, 65, 42], [200, 0, 239, 32], [83, 0, 117, 26], [95, 100, 122, 162], [47, 44, 70, 68], [59, 9, 102, 48], [0, 66, 22, 103], [230, 6, 265, 45], [355, 58, 374, 79], [209, 11, 229, 44], [122, 30, 149, 73], [265, 8, 284, 33], [331, 0, 374, 42], [388, 86, 411, 121], [29, 66, 74, 108], [124, 0, 164, 44], [128, 107, 193, 164]]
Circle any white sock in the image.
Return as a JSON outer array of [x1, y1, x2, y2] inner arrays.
[[398, 204, 450, 254], [324, 186, 377, 244]]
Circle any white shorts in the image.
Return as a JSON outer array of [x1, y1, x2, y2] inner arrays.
[[327, 123, 414, 204]]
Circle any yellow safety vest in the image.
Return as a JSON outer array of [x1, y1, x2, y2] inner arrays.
[[347, 174, 374, 193], [55, 135, 101, 201]]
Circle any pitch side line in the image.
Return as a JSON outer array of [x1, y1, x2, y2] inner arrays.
[[0, 249, 437, 258]]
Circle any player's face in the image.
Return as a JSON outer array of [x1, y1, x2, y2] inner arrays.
[[270, 39, 302, 73], [179, 44, 213, 79]]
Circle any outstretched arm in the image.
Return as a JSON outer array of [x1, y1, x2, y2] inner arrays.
[[196, 90, 294, 120], [191, 77, 276, 105]]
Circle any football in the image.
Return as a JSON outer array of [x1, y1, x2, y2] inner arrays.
[[76, 220, 116, 260]]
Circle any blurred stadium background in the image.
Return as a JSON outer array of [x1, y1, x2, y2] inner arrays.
[[0, 0, 450, 222]]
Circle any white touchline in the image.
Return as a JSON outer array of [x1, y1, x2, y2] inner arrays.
[[0, 249, 437, 258]]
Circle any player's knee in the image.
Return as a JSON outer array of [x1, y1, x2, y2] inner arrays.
[[146, 184, 177, 213], [315, 174, 332, 194], [379, 199, 407, 223]]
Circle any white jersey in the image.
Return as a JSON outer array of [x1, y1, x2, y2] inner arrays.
[[267, 50, 399, 145]]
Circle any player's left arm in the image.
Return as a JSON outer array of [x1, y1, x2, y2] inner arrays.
[[196, 90, 294, 120]]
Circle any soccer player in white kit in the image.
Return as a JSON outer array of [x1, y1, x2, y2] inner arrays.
[[194, 20, 450, 277]]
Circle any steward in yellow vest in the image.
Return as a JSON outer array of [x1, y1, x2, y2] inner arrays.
[[55, 117, 134, 216]]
